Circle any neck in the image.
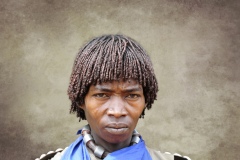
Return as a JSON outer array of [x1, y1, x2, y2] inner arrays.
[[81, 125, 141, 159]]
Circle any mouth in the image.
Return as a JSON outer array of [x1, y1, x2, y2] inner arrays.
[[105, 123, 129, 135]]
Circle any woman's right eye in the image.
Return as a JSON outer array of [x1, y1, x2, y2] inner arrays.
[[94, 93, 108, 98]]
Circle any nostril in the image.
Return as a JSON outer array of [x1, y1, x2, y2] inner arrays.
[[107, 109, 114, 116]]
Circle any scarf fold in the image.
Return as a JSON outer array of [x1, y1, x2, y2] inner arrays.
[[61, 130, 152, 160], [60, 135, 90, 160], [104, 140, 152, 160]]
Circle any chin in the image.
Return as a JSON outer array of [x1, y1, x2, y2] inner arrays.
[[106, 136, 130, 144], [104, 131, 131, 144]]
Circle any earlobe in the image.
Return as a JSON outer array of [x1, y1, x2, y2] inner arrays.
[[140, 108, 146, 119], [78, 103, 86, 110]]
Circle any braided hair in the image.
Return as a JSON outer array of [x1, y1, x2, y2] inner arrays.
[[68, 34, 158, 121]]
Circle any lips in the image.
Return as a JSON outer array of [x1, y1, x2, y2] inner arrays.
[[106, 123, 128, 128], [105, 123, 129, 135]]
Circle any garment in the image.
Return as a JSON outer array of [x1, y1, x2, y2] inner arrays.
[[85, 146, 175, 160], [36, 130, 190, 160], [57, 129, 178, 160], [60, 133, 153, 160], [47, 145, 175, 160]]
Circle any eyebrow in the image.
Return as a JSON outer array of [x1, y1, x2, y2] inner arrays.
[[93, 85, 143, 92]]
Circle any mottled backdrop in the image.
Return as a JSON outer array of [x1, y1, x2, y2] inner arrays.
[[0, 0, 239, 160]]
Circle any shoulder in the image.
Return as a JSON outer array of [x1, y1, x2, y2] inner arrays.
[[35, 147, 68, 160], [146, 147, 191, 160]]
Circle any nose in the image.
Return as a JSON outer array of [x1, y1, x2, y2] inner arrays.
[[107, 96, 127, 118]]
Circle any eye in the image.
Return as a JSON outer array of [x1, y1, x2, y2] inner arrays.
[[94, 93, 109, 99], [126, 94, 139, 99]]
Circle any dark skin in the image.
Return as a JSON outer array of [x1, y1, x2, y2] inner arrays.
[[80, 79, 145, 152]]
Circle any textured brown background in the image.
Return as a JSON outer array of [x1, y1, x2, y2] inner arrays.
[[0, 0, 239, 160]]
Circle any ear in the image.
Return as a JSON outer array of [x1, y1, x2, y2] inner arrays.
[[78, 103, 86, 110], [145, 103, 148, 108], [79, 105, 85, 110]]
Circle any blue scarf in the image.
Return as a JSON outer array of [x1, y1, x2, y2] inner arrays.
[[61, 130, 152, 160]]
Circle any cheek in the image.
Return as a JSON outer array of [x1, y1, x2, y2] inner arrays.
[[128, 102, 145, 118], [131, 96, 145, 111], [84, 101, 105, 121]]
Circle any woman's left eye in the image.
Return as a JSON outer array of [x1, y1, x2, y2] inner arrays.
[[126, 94, 139, 99]]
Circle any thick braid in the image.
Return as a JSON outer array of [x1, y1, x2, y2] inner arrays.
[[81, 125, 109, 159]]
